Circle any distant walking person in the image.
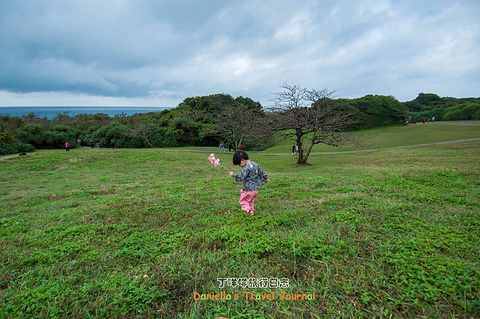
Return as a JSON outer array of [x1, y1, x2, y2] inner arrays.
[[111, 139, 115, 149], [292, 143, 296, 155], [65, 142, 70, 151], [422, 117, 426, 124]]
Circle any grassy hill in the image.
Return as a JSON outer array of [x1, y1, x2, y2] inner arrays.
[[1, 124, 479, 318], [263, 122, 480, 154]]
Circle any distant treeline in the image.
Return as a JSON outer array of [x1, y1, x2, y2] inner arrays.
[[403, 93, 480, 122], [1, 92, 479, 155]]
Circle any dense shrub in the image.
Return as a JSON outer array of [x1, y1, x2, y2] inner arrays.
[[18, 124, 47, 148], [443, 108, 469, 121], [473, 109, 480, 120], [404, 93, 443, 112], [150, 129, 179, 148], [0, 131, 16, 145], [16, 143, 36, 153], [18, 123, 79, 149], [409, 108, 447, 123], [0, 143, 16, 155], [44, 125, 79, 148], [337, 95, 407, 128], [463, 103, 480, 120], [94, 122, 132, 147], [116, 136, 143, 148], [443, 102, 480, 121], [404, 93, 480, 122]]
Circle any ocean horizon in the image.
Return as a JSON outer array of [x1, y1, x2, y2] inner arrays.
[[0, 106, 170, 119]]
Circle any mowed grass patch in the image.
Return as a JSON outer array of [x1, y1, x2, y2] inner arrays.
[[0, 141, 479, 318], [264, 122, 480, 154]]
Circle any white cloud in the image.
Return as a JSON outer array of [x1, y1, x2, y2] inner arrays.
[[0, 0, 479, 107], [0, 90, 180, 107], [274, 11, 314, 42]]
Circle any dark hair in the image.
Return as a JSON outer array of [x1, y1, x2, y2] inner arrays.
[[233, 150, 249, 165]]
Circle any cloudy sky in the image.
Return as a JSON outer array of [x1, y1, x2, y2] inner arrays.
[[0, 0, 479, 108]]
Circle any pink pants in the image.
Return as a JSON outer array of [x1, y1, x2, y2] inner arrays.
[[239, 190, 258, 215]]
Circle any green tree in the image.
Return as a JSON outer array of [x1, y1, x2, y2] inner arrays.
[[18, 124, 47, 148], [443, 101, 480, 121], [44, 125, 79, 148], [94, 122, 132, 147], [355, 95, 407, 127]]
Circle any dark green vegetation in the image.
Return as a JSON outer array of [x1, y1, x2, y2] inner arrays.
[[403, 93, 480, 123], [0, 94, 266, 155], [1, 92, 479, 156], [336, 95, 408, 129], [1, 124, 479, 318], [2, 92, 479, 157], [10, 91, 479, 156]]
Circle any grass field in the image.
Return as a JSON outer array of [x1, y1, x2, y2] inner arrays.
[[264, 122, 480, 154], [1, 124, 479, 318]]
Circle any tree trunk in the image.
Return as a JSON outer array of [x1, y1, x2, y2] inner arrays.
[[235, 134, 244, 150], [144, 137, 153, 148], [296, 131, 304, 165], [303, 140, 315, 165]]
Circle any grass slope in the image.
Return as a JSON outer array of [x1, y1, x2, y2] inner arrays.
[[264, 122, 480, 154], [0, 125, 479, 318]]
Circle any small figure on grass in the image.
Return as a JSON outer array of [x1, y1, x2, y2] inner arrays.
[[229, 151, 269, 215], [207, 151, 269, 215]]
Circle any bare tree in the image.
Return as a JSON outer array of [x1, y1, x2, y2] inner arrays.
[[217, 104, 253, 149], [124, 124, 160, 148], [269, 84, 364, 165]]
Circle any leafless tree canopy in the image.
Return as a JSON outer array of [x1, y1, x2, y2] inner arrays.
[[216, 104, 275, 150], [268, 84, 366, 165], [217, 104, 252, 148], [124, 124, 160, 148]]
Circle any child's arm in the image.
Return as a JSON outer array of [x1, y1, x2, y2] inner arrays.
[[259, 167, 269, 183], [229, 168, 248, 182], [230, 172, 244, 182]]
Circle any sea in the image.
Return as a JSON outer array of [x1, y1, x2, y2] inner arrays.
[[0, 106, 169, 119]]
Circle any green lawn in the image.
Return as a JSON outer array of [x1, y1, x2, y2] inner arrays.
[[1, 125, 479, 318], [264, 122, 480, 154]]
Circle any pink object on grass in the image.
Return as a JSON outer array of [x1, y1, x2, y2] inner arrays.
[[208, 153, 220, 166], [207, 153, 229, 173]]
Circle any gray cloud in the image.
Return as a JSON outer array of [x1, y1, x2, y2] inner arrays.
[[0, 0, 479, 107]]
